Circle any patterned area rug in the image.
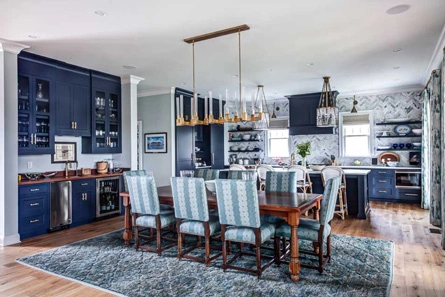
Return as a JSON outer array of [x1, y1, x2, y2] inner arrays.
[[17, 230, 393, 297]]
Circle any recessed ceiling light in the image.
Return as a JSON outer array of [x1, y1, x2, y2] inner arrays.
[[306, 63, 314, 66], [386, 5, 410, 15], [393, 48, 402, 53], [28, 35, 38, 39], [393, 66, 400, 70], [180, 82, 186, 85], [123, 65, 137, 69], [94, 10, 107, 16], [232, 74, 238, 78]]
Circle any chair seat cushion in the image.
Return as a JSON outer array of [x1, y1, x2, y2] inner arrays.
[[180, 216, 220, 236], [275, 221, 331, 242], [260, 215, 285, 226], [136, 213, 176, 228], [160, 204, 175, 215], [224, 223, 275, 244]]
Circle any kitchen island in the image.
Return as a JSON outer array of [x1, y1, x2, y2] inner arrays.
[[308, 169, 371, 219]]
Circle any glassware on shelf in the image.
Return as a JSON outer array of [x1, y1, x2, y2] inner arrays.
[[398, 143, 405, 149], [406, 143, 412, 149], [36, 84, 43, 99], [392, 143, 398, 149]]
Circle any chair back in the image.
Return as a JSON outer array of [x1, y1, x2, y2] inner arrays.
[[321, 166, 344, 186], [256, 164, 274, 181], [265, 171, 297, 193], [215, 179, 260, 228], [170, 177, 209, 221], [123, 170, 147, 192], [227, 170, 255, 180], [287, 165, 307, 182], [229, 164, 246, 171], [194, 169, 220, 181], [319, 176, 341, 225], [126, 175, 160, 215]]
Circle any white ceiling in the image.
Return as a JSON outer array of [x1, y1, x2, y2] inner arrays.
[[1, 0, 444, 99]]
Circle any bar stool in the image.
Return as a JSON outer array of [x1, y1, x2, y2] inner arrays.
[[256, 164, 274, 190], [288, 165, 312, 193], [321, 166, 348, 220]]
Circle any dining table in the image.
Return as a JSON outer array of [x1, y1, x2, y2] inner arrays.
[[120, 186, 323, 281]]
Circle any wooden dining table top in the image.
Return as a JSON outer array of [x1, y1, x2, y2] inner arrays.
[[155, 185, 323, 214]]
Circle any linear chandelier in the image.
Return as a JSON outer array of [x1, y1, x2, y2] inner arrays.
[[175, 24, 269, 127]]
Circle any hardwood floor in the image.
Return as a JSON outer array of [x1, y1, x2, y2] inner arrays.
[[1, 202, 444, 296]]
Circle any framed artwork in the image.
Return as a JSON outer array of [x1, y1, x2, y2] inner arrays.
[[52, 142, 77, 163], [145, 132, 167, 153]]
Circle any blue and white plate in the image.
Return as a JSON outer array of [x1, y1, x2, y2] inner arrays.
[[394, 125, 412, 136]]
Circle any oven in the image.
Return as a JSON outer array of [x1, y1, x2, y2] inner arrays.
[[395, 171, 421, 189]]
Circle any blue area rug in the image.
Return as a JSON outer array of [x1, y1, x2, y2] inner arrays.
[[17, 230, 393, 297]]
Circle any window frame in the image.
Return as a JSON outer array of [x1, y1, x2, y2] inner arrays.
[[339, 111, 374, 157], [267, 129, 290, 158]]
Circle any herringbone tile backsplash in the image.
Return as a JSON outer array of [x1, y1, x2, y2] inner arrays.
[[265, 91, 422, 166]]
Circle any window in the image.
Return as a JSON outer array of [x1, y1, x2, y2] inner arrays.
[[268, 129, 289, 157], [340, 112, 373, 157]]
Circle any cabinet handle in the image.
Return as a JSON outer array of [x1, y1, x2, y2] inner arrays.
[[81, 193, 85, 200], [378, 190, 387, 193], [30, 188, 40, 192], [34, 134, 37, 145], [30, 202, 39, 206], [74, 122, 77, 129], [85, 193, 87, 200], [29, 219, 39, 223], [30, 133, 34, 145], [81, 183, 88, 186], [71, 122, 74, 129], [377, 171, 387, 174], [405, 193, 419, 197], [211, 153, 215, 166], [378, 180, 387, 183]]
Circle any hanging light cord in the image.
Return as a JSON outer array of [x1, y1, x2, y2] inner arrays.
[[238, 29, 242, 113]]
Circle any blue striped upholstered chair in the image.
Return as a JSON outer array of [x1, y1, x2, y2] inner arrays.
[[125, 175, 177, 255], [274, 176, 341, 273], [170, 177, 222, 266], [265, 171, 297, 193], [215, 179, 276, 277], [227, 170, 249, 180], [124, 170, 174, 214], [194, 169, 220, 181]]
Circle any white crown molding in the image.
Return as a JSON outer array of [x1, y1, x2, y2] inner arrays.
[[0, 38, 29, 54], [121, 75, 145, 85], [336, 84, 423, 99], [422, 24, 445, 85], [138, 88, 172, 98]]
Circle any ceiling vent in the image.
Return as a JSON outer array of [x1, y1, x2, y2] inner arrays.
[[268, 117, 289, 129]]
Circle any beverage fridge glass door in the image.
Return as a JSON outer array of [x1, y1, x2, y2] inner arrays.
[[96, 177, 121, 217]]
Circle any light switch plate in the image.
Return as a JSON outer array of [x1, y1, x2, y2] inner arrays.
[[27, 161, 32, 169]]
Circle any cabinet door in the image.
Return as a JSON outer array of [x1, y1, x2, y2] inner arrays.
[[72, 84, 91, 135], [72, 179, 96, 226], [55, 81, 74, 134], [19, 187, 50, 240], [210, 124, 225, 169], [176, 126, 195, 176]]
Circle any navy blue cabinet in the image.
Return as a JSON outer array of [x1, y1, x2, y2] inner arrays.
[[18, 54, 55, 155], [19, 183, 50, 239], [55, 66, 91, 136], [82, 71, 122, 154], [71, 179, 96, 227], [286, 92, 338, 135], [368, 169, 396, 201]]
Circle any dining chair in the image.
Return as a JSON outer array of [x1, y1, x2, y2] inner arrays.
[[256, 164, 274, 190], [215, 179, 276, 278], [229, 164, 247, 170], [227, 170, 256, 180], [274, 176, 341, 273], [265, 171, 297, 193], [125, 175, 177, 255], [288, 165, 312, 193], [194, 169, 220, 181], [321, 166, 348, 220], [170, 177, 222, 266], [123, 170, 174, 214]]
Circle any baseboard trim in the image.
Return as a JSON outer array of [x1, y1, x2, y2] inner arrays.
[[0, 233, 21, 246]]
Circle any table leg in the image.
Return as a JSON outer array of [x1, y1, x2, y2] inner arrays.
[[121, 194, 133, 245], [313, 200, 320, 221], [289, 223, 300, 281]]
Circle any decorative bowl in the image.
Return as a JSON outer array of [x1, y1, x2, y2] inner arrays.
[[230, 145, 238, 151], [387, 161, 399, 167], [242, 134, 251, 141], [24, 173, 41, 180], [377, 145, 391, 150], [412, 142, 421, 146], [204, 180, 216, 194], [310, 165, 326, 171], [42, 172, 57, 178], [412, 129, 422, 135]]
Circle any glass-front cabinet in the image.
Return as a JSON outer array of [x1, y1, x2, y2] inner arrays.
[[18, 74, 54, 155], [82, 71, 121, 154]]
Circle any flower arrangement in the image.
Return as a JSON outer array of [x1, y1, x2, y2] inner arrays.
[[295, 141, 311, 158]]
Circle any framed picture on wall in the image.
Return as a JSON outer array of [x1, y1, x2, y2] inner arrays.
[[52, 142, 77, 163], [145, 132, 167, 153]]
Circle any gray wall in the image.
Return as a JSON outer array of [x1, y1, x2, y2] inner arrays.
[[138, 92, 175, 186]]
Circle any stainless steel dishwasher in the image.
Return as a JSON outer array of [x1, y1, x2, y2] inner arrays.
[[50, 181, 72, 230]]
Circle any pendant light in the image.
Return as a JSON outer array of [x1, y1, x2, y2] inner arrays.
[[316, 76, 338, 127]]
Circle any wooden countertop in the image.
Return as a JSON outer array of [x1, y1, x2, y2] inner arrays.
[[19, 172, 123, 185]]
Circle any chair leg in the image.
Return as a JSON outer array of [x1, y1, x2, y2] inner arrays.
[[132, 214, 139, 250], [156, 216, 162, 255], [221, 225, 227, 271], [204, 222, 210, 266], [327, 234, 332, 263], [255, 228, 262, 278], [318, 244, 324, 274], [274, 236, 281, 265], [343, 187, 348, 216], [338, 189, 345, 220], [176, 219, 182, 260]]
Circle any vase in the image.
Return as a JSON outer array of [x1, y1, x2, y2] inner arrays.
[[302, 157, 307, 168]]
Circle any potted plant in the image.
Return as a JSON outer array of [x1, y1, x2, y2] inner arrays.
[[295, 141, 311, 167]]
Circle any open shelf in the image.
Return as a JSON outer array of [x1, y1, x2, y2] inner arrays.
[[376, 148, 421, 151], [376, 135, 421, 138], [376, 121, 422, 126]]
